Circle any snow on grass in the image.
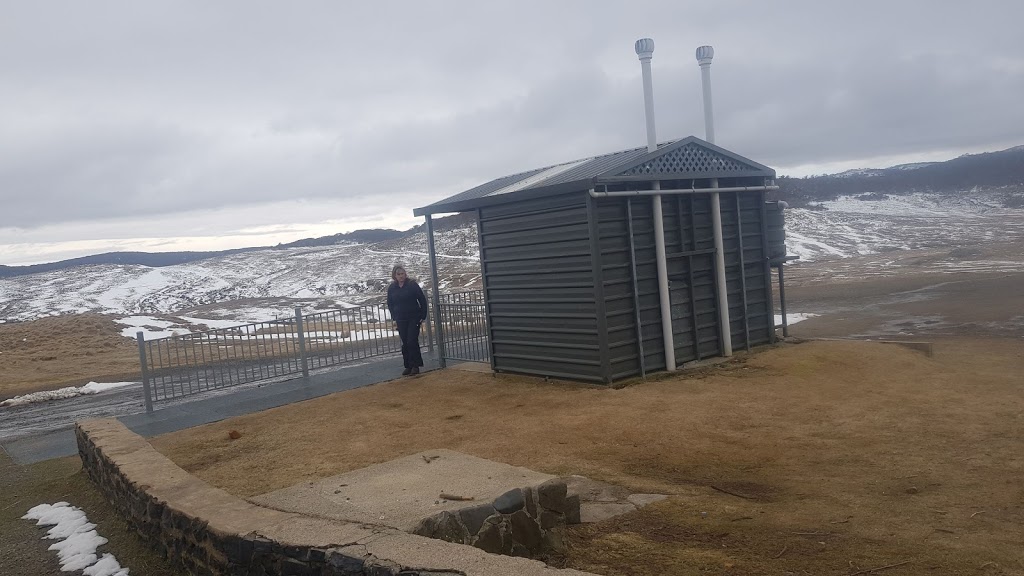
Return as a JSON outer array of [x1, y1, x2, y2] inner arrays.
[[197, 305, 316, 324], [115, 315, 190, 339], [775, 313, 818, 326], [22, 502, 129, 575], [1, 381, 136, 407]]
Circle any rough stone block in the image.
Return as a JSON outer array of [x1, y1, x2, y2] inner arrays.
[[308, 548, 327, 564], [493, 488, 525, 514], [473, 521, 503, 554], [537, 480, 569, 514], [565, 494, 582, 524], [327, 549, 366, 573], [280, 557, 316, 576], [252, 536, 275, 555], [365, 558, 402, 576], [410, 514, 437, 537], [538, 510, 563, 531], [508, 510, 544, 552], [432, 511, 468, 543], [524, 487, 538, 518], [458, 503, 497, 537]]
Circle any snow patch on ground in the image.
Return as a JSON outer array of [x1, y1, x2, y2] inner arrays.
[[775, 313, 818, 326], [22, 502, 129, 575], [115, 316, 190, 339], [1, 381, 136, 407], [784, 191, 1024, 263]]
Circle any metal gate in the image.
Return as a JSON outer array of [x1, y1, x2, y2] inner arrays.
[[435, 290, 491, 365]]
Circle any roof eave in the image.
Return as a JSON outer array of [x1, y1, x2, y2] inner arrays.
[[597, 169, 776, 184], [413, 178, 596, 217]]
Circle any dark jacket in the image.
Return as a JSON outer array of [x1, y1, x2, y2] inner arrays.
[[387, 280, 428, 322]]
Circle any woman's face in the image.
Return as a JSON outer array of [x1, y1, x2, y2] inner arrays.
[[395, 269, 407, 282]]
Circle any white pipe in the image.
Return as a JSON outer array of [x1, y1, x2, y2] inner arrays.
[[696, 45, 732, 357], [591, 185, 778, 198], [710, 183, 731, 356], [635, 38, 675, 372], [651, 182, 675, 371], [636, 38, 657, 153], [697, 46, 716, 144]]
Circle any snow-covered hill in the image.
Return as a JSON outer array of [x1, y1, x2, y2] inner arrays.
[[784, 191, 1024, 262], [1, 191, 1021, 324], [0, 225, 480, 322]]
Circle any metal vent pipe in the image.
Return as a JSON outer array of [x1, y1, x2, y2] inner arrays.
[[635, 38, 676, 372], [696, 45, 733, 357]]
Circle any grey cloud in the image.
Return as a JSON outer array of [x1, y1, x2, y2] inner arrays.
[[1, 0, 1023, 232]]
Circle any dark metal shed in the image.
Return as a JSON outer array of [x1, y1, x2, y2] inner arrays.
[[414, 136, 783, 383]]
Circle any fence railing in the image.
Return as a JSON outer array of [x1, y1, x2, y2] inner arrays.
[[136, 289, 489, 412], [437, 290, 490, 363]]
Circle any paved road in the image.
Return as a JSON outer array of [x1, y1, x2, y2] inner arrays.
[[0, 352, 441, 464]]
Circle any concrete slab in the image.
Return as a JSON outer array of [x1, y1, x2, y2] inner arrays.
[[563, 475, 668, 523], [251, 449, 554, 531]]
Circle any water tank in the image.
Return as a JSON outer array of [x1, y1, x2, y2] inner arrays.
[[765, 201, 786, 260]]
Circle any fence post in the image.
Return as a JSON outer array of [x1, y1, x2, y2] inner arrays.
[[137, 332, 154, 414], [295, 307, 309, 378]]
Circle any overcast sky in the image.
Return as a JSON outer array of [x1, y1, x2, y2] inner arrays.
[[2, 1, 1023, 265]]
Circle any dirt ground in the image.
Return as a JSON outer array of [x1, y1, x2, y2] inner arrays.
[[0, 314, 140, 400], [3, 240, 1022, 574], [151, 337, 1024, 575]]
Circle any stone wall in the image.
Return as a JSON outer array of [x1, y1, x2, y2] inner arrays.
[[412, 482, 580, 558], [75, 418, 596, 576]]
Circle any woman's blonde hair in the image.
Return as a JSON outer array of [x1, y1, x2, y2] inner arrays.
[[391, 265, 408, 282]]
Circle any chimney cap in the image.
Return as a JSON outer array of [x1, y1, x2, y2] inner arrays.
[[696, 45, 714, 65], [635, 38, 655, 59]]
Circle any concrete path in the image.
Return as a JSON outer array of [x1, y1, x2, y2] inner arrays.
[[1, 352, 440, 465]]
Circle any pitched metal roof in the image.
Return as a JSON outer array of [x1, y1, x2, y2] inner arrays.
[[414, 136, 775, 216]]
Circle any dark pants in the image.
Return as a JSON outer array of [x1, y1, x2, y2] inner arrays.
[[395, 319, 424, 369]]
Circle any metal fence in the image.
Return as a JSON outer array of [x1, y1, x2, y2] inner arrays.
[[136, 289, 491, 412], [437, 290, 490, 363], [138, 299, 426, 411]]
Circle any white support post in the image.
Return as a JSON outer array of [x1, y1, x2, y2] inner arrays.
[[697, 45, 732, 357], [636, 38, 676, 372]]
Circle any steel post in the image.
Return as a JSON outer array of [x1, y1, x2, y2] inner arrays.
[[295, 307, 309, 378], [425, 215, 446, 368], [778, 263, 789, 338], [137, 332, 153, 413]]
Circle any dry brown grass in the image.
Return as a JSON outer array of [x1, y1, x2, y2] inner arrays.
[[152, 338, 1024, 575], [0, 314, 139, 400]]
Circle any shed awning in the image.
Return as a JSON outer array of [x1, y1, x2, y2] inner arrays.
[[414, 136, 776, 216]]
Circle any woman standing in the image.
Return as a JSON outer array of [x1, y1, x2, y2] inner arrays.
[[386, 265, 429, 375]]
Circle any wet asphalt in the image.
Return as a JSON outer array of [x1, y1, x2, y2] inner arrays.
[[0, 352, 440, 465]]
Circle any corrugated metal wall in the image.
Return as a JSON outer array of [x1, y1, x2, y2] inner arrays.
[[477, 192, 606, 382], [594, 195, 719, 378], [591, 190, 774, 380], [722, 191, 774, 350], [478, 188, 774, 384]]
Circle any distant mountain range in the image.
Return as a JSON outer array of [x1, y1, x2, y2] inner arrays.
[[2, 146, 1021, 278], [773, 144, 1024, 207], [0, 213, 474, 278]]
